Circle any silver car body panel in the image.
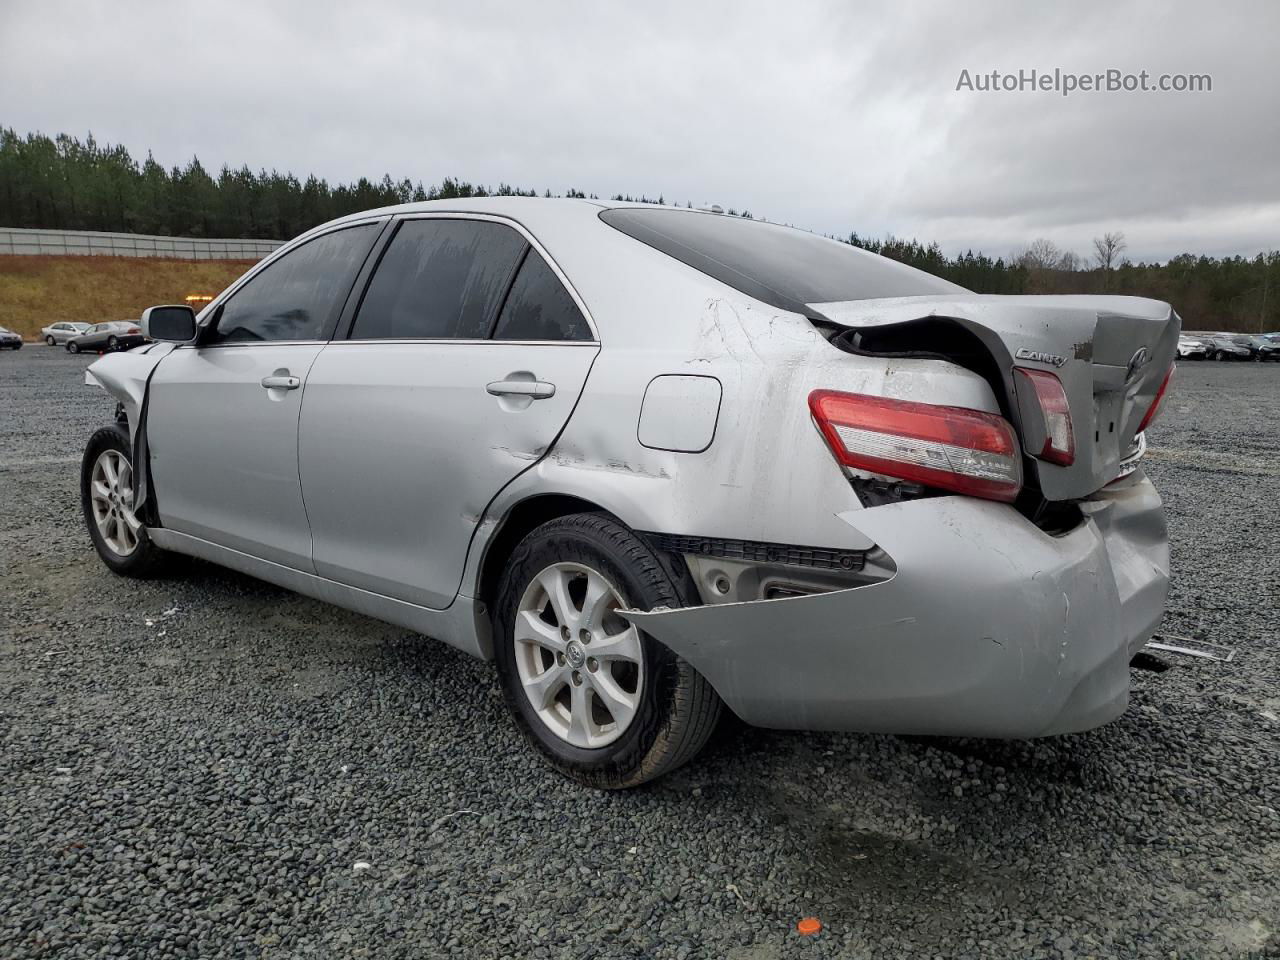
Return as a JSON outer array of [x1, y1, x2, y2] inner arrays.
[[83, 198, 1176, 736], [298, 339, 598, 609], [622, 471, 1168, 736], [146, 343, 327, 570]]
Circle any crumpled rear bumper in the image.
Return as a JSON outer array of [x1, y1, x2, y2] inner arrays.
[[623, 473, 1169, 737]]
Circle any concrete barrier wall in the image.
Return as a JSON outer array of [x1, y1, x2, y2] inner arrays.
[[0, 227, 284, 260]]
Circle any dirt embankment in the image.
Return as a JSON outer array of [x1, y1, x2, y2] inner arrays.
[[0, 255, 254, 338]]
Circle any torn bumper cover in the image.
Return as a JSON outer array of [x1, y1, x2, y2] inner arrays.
[[623, 474, 1168, 738]]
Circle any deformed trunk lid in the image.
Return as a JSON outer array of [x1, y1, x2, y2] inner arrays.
[[810, 294, 1181, 500]]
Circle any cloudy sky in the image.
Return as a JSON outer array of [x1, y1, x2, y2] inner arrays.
[[2, 0, 1276, 262]]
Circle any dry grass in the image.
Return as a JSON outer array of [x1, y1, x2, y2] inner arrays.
[[0, 256, 256, 339]]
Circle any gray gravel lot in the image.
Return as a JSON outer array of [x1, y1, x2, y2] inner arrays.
[[1, 347, 1277, 959]]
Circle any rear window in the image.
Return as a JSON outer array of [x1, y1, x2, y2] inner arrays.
[[600, 208, 964, 314], [492, 250, 593, 342]]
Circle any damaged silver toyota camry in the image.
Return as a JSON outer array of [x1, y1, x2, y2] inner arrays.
[[80, 199, 1176, 788]]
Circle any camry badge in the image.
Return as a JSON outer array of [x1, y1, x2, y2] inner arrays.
[[1014, 346, 1067, 368]]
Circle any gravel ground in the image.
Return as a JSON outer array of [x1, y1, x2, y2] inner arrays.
[[1, 347, 1277, 959]]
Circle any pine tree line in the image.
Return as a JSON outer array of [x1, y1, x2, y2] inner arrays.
[[1, 128, 1275, 331]]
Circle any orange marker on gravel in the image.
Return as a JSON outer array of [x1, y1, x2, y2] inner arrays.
[[796, 917, 822, 936]]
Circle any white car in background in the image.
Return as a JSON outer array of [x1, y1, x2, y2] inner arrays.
[[1176, 334, 1211, 360], [41, 321, 93, 345]]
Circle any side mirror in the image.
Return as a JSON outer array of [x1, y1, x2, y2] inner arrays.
[[141, 305, 198, 343]]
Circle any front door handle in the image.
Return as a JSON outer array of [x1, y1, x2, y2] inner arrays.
[[486, 379, 555, 399], [261, 375, 301, 390]]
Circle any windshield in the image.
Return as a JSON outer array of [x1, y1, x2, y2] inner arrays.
[[600, 207, 966, 316]]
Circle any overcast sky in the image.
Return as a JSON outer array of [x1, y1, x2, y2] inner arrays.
[[2, 0, 1276, 262]]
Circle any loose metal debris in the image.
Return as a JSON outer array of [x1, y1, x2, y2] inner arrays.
[[1146, 634, 1235, 663]]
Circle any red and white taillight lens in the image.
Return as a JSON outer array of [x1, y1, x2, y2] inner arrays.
[[808, 389, 1023, 503], [1013, 368, 1075, 466], [1137, 363, 1175, 433]]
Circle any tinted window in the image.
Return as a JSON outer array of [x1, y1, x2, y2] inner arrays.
[[210, 224, 378, 343], [351, 219, 527, 340], [600, 208, 965, 313], [492, 251, 592, 341]]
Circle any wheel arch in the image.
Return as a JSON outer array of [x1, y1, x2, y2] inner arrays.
[[473, 493, 610, 615]]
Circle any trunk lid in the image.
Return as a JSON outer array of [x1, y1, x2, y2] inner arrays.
[[810, 294, 1180, 501]]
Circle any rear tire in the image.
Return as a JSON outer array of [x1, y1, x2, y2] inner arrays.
[[493, 513, 722, 789], [81, 424, 170, 578], [106, 335, 118, 351], [1214, 350, 1227, 361]]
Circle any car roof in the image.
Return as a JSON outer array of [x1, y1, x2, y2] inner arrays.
[[308, 196, 796, 248], [316, 196, 604, 233]]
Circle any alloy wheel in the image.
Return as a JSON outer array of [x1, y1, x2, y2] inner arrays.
[[89, 449, 141, 556], [513, 562, 644, 749]]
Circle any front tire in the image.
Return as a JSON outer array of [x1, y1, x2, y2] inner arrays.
[[68, 341, 80, 353], [46, 335, 56, 346], [81, 424, 169, 577], [493, 513, 722, 789]]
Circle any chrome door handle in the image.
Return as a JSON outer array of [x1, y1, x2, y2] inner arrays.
[[486, 379, 555, 399], [261, 375, 300, 390]]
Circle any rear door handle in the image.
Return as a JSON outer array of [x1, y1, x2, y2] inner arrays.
[[261, 375, 301, 390], [486, 379, 556, 399]]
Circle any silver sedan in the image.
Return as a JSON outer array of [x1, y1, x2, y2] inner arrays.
[[41, 321, 92, 345], [80, 198, 1176, 787]]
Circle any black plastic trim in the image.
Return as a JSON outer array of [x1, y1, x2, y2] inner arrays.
[[640, 532, 865, 572]]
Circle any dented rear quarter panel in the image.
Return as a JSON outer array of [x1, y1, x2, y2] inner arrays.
[[468, 291, 1001, 584]]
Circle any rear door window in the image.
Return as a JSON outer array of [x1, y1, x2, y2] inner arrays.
[[351, 219, 527, 340], [209, 223, 379, 343], [492, 250, 592, 342]]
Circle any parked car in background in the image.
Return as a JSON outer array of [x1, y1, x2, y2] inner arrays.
[[1201, 335, 1252, 361], [41, 321, 92, 345], [67, 321, 147, 354], [79, 199, 1177, 787], [0, 325, 23, 350], [1229, 334, 1280, 361], [1177, 334, 1212, 359]]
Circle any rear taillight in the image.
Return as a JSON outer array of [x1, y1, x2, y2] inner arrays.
[[808, 389, 1023, 503], [1137, 364, 1175, 433], [1013, 368, 1075, 466], [127, 327, 140, 334]]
